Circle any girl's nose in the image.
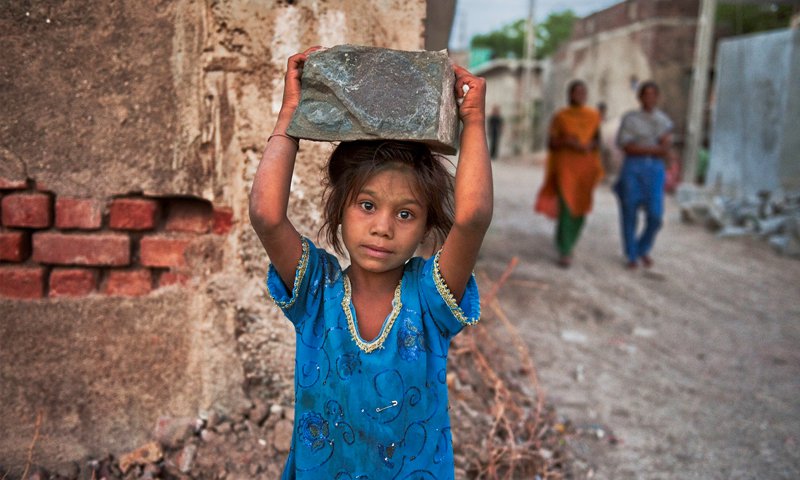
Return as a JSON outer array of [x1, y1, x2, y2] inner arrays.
[[370, 212, 393, 237]]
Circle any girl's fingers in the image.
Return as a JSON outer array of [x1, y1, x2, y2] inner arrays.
[[452, 64, 485, 99], [453, 64, 471, 76], [288, 46, 323, 69]]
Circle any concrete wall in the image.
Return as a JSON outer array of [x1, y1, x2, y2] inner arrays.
[[0, 0, 428, 470], [707, 28, 800, 198], [475, 59, 546, 157], [539, 0, 699, 165]]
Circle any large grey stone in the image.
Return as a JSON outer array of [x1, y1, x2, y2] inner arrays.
[[287, 45, 459, 154]]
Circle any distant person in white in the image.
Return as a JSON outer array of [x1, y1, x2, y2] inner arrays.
[[614, 81, 674, 270]]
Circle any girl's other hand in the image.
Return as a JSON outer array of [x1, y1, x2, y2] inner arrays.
[[453, 65, 486, 125], [279, 46, 323, 116]]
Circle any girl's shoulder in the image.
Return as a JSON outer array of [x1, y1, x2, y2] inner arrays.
[[304, 237, 346, 283], [402, 255, 429, 279]]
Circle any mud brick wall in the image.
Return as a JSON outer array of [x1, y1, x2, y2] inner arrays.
[[0, 0, 429, 472]]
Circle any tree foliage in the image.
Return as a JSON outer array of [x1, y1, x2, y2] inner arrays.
[[716, 3, 795, 36], [470, 10, 577, 60], [537, 10, 578, 59]]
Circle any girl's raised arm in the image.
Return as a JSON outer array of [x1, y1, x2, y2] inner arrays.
[[249, 48, 319, 289], [438, 65, 494, 302]]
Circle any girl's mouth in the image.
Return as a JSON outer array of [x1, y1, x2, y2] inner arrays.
[[363, 244, 392, 257]]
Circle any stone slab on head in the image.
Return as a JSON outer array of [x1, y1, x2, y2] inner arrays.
[[287, 45, 459, 154]]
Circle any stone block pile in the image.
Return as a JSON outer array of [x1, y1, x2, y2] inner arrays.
[[677, 184, 800, 257]]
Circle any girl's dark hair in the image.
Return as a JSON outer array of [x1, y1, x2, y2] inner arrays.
[[321, 140, 455, 255]]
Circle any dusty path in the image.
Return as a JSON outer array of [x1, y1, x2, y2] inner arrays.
[[477, 159, 800, 479]]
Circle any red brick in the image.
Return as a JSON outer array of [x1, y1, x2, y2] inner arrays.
[[1, 193, 52, 228], [212, 206, 234, 235], [32, 232, 130, 266], [104, 269, 152, 296], [55, 197, 104, 230], [49, 268, 97, 297], [0, 266, 45, 299], [0, 177, 27, 190], [165, 199, 212, 233], [109, 198, 159, 230], [159, 271, 191, 287], [140, 236, 191, 268], [34, 179, 52, 192], [0, 230, 31, 262]]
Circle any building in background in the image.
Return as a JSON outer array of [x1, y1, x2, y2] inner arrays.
[[472, 58, 547, 157], [539, 0, 701, 175]]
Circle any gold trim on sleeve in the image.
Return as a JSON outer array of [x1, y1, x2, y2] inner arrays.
[[270, 237, 310, 309], [432, 250, 480, 326]]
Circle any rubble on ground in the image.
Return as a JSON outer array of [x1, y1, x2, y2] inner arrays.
[[677, 185, 800, 257], [2, 264, 615, 479]]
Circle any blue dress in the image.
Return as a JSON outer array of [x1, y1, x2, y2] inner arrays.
[[266, 238, 481, 479]]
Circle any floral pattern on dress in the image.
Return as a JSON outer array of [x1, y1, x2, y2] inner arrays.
[[336, 352, 362, 380], [298, 411, 330, 451], [397, 317, 425, 362]]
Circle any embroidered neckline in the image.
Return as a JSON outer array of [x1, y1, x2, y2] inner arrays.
[[341, 274, 403, 353]]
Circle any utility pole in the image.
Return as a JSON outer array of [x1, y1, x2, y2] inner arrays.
[[520, 0, 537, 155], [683, 0, 717, 183]]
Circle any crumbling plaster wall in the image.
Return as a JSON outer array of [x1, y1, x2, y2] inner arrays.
[[0, 0, 427, 470]]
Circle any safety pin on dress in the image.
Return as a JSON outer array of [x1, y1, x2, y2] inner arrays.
[[375, 400, 398, 412]]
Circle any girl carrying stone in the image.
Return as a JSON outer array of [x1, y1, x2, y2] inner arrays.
[[249, 46, 492, 479]]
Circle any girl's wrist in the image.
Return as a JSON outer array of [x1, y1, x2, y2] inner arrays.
[[461, 116, 486, 129], [268, 132, 300, 148]]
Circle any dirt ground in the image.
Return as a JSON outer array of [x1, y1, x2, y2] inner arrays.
[[476, 157, 800, 479]]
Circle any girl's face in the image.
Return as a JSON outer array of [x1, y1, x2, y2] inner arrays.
[[341, 164, 428, 277]]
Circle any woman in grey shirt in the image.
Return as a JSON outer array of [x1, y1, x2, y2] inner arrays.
[[614, 81, 673, 269]]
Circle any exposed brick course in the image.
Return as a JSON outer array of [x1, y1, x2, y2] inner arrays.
[[33, 232, 130, 266], [165, 199, 213, 233], [159, 271, 191, 287], [1, 193, 52, 228], [140, 236, 191, 268], [0, 266, 45, 299], [4, 192, 227, 298], [56, 197, 104, 230], [212, 207, 234, 235], [50, 268, 97, 297], [0, 177, 27, 190], [104, 269, 152, 296], [109, 198, 159, 230], [0, 230, 31, 262]]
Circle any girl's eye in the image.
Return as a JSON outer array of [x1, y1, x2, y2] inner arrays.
[[359, 201, 375, 212], [397, 210, 413, 220]]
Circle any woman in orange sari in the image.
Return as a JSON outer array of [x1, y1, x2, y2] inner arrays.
[[534, 80, 603, 267]]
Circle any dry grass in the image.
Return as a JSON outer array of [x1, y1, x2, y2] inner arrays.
[[450, 258, 570, 479]]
